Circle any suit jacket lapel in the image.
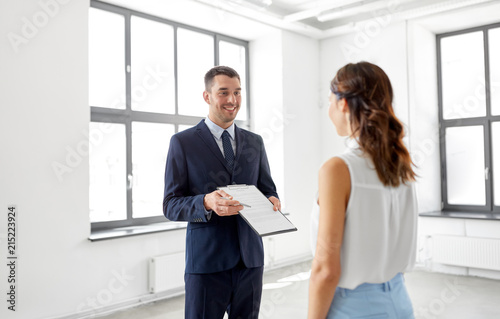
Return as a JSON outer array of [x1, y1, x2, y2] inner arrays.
[[196, 120, 232, 173], [234, 125, 244, 165]]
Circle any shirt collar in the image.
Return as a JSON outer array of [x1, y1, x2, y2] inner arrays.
[[205, 116, 235, 140], [346, 137, 359, 149], [345, 137, 364, 156]]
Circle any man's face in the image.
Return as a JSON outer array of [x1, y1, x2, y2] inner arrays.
[[204, 75, 241, 129]]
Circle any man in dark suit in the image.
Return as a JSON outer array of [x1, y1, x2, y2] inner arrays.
[[163, 65, 280, 319]]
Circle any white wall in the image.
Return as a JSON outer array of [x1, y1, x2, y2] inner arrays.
[[250, 29, 285, 206], [407, 22, 441, 213], [318, 20, 409, 163], [277, 31, 320, 263], [250, 30, 321, 266], [0, 2, 192, 318], [0, 1, 317, 318]]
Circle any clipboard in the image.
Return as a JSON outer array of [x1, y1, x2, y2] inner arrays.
[[217, 184, 297, 237]]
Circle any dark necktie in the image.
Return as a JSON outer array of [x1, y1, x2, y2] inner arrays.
[[221, 130, 235, 170]]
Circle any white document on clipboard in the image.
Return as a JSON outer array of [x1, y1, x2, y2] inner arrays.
[[217, 184, 297, 237]]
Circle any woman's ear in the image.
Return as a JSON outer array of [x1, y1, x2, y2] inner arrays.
[[339, 98, 349, 113]]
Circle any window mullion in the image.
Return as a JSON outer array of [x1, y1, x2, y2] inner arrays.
[[484, 122, 493, 211], [125, 12, 133, 223], [215, 34, 220, 66], [440, 124, 448, 210], [484, 27, 492, 118], [174, 25, 179, 116], [244, 40, 251, 125], [484, 28, 494, 211]]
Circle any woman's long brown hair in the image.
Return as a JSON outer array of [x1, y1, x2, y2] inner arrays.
[[331, 62, 416, 187]]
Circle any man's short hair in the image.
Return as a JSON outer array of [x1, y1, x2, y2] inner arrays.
[[204, 66, 241, 91]]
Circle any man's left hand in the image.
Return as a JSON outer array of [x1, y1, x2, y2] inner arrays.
[[268, 196, 281, 212]]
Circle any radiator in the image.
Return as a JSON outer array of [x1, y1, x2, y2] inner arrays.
[[432, 235, 500, 271], [148, 252, 185, 293]]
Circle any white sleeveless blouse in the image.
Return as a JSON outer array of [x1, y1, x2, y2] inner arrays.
[[311, 140, 418, 289]]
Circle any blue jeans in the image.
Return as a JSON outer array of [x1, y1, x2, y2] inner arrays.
[[326, 273, 415, 318]]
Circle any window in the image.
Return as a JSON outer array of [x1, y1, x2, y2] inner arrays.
[[437, 23, 500, 213], [89, 1, 250, 231]]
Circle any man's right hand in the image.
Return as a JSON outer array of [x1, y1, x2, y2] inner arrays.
[[203, 190, 243, 216]]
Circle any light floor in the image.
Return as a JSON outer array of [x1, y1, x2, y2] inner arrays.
[[99, 260, 500, 319]]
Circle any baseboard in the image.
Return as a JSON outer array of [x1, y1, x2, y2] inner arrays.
[[264, 252, 313, 271], [49, 287, 184, 319]]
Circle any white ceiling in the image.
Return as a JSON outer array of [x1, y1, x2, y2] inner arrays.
[[192, 0, 499, 38], [103, 0, 500, 40]]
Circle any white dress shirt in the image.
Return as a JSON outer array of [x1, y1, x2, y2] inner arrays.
[[204, 117, 236, 157]]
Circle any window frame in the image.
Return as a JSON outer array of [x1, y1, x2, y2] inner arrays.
[[437, 22, 500, 214], [90, 0, 251, 232]]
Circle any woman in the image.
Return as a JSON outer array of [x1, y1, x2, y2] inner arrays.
[[308, 62, 418, 319]]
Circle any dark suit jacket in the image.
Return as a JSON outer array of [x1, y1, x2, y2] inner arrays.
[[163, 120, 278, 274]]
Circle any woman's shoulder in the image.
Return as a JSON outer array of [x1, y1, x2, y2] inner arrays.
[[338, 149, 372, 169], [320, 156, 350, 179]]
